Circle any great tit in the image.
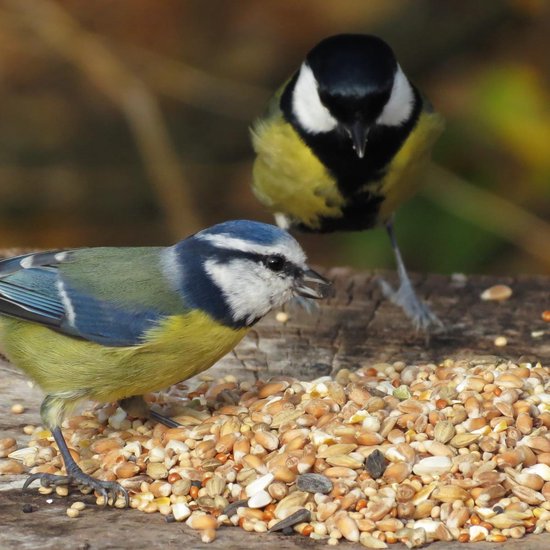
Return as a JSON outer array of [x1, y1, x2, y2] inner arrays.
[[251, 34, 445, 330], [0, 220, 329, 505]]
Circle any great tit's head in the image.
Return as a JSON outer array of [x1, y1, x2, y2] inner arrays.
[[167, 220, 330, 327], [291, 34, 415, 158]]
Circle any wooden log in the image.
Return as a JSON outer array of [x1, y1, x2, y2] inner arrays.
[[0, 267, 549, 549]]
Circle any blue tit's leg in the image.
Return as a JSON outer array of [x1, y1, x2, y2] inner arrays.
[[23, 426, 129, 507], [119, 395, 181, 428], [378, 220, 443, 332], [149, 410, 181, 428]]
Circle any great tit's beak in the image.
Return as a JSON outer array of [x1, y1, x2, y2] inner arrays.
[[294, 268, 331, 299], [349, 120, 369, 159]]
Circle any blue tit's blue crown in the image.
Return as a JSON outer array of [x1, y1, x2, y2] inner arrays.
[[196, 220, 294, 247]]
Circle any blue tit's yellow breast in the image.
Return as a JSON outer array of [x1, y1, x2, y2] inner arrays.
[[0, 311, 249, 405], [133, 311, 250, 395]]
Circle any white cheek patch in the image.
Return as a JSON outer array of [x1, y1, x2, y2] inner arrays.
[[292, 63, 338, 134], [376, 65, 414, 127], [204, 259, 292, 326]]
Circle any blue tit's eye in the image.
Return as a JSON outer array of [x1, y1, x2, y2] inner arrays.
[[265, 254, 285, 272]]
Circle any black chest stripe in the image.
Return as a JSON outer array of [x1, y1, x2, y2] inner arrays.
[[280, 76, 422, 232]]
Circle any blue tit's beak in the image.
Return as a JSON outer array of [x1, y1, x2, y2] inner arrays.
[[294, 268, 331, 299], [349, 120, 369, 159]]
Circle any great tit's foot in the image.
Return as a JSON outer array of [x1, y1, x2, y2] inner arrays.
[[378, 277, 444, 333], [289, 295, 319, 314], [23, 471, 129, 507]]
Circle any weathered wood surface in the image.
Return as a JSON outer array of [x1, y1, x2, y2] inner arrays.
[[1, 267, 549, 549]]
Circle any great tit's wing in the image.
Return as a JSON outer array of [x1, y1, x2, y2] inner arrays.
[[0, 248, 186, 346], [250, 80, 286, 136]]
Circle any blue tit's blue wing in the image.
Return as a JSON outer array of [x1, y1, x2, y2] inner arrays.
[[0, 248, 186, 346], [0, 252, 66, 327]]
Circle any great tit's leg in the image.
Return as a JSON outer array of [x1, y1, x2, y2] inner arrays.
[[119, 395, 181, 428], [378, 220, 443, 332], [23, 426, 129, 507]]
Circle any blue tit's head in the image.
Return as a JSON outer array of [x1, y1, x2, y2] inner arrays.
[[164, 220, 329, 328], [291, 34, 416, 157]]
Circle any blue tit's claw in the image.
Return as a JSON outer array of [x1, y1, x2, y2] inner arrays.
[[23, 471, 129, 507], [378, 277, 444, 333], [23, 472, 69, 490]]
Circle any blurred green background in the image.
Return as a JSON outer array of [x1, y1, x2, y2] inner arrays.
[[0, 0, 549, 275]]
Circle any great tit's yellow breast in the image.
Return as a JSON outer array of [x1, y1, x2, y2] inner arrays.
[[252, 101, 444, 231], [252, 116, 344, 228], [0, 312, 248, 407], [376, 110, 445, 222]]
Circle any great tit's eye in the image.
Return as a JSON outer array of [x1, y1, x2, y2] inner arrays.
[[265, 254, 285, 272]]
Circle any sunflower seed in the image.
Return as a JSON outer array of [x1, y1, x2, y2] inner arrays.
[[365, 449, 388, 479], [268, 508, 311, 533]]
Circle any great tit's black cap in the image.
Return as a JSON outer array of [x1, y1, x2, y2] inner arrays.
[[305, 34, 398, 123]]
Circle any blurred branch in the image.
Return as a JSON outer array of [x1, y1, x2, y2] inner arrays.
[[423, 164, 550, 271], [1, 0, 201, 240], [374, 1, 513, 74], [125, 46, 269, 120]]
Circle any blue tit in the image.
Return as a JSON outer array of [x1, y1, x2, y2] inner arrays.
[[251, 34, 445, 330], [0, 220, 329, 505]]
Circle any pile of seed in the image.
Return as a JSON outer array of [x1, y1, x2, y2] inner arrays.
[[2, 355, 550, 548]]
